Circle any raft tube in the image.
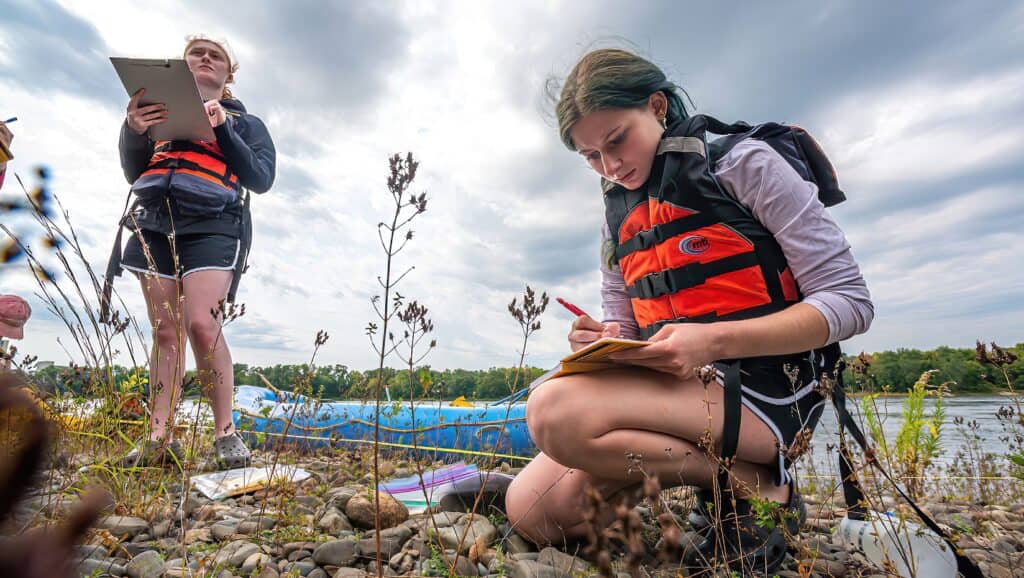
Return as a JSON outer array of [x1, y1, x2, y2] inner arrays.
[[232, 385, 534, 459]]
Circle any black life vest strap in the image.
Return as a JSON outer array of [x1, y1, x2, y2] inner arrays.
[[717, 360, 743, 505], [614, 212, 720, 261], [154, 140, 229, 164], [227, 189, 251, 304], [100, 191, 138, 323], [148, 157, 239, 190], [823, 346, 984, 578], [626, 252, 760, 299], [695, 115, 752, 137]]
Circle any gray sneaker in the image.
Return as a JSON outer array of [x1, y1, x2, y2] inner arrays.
[[213, 432, 251, 469], [122, 439, 184, 469]]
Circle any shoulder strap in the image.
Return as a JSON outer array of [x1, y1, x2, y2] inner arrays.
[[227, 189, 252, 303], [100, 191, 137, 323]]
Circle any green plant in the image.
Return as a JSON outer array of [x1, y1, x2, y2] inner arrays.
[[424, 544, 451, 577], [748, 496, 780, 530], [861, 370, 947, 498]]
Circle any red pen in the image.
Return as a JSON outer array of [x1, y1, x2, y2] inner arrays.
[[556, 297, 590, 318]]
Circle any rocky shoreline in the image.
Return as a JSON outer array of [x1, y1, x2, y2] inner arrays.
[[14, 452, 1024, 578]]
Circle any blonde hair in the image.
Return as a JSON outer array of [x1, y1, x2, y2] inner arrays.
[[183, 34, 239, 99]]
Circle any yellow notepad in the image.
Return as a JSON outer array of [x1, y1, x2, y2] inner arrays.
[[529, 337, 650, 390], [0, 138, 12, 162]]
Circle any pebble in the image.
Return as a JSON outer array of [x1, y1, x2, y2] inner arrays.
[[20, 453, 1022, 578]]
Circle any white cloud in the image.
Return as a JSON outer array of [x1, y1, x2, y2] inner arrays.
[[3, 1, 1022, 375], [818, 69, 1024, 187]]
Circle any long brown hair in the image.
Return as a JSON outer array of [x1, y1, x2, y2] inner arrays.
[[554, 48, 690, 151]]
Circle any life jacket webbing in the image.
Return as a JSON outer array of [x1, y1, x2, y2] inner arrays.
[[145, 159, 238, 189], [615, 211, 719, 260], [626, 252, 761, 299], [154, 140, 229, 163]]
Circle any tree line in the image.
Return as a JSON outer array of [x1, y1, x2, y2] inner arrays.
[[30, 342, 1022, 399]]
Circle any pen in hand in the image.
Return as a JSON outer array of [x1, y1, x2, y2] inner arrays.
[[556, 297, 589, 317], [2, 117, 17, 124]]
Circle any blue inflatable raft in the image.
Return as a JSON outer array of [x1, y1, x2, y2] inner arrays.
[[232, 385, 535, 460]]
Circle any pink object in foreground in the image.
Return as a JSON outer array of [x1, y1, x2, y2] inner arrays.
[[0, 294, 31, 339]]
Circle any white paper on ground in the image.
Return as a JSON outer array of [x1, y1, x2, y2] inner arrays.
[[191, 465, 311, 500]]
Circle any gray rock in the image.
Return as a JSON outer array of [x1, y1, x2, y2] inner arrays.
[[230, 543, 263, 567], [283, 541, 320, 555], [237, 516, 277, 534], [333, 568, 368, 578], [358, 526, 414, 559], [74, 544, 110, 561], [163, 558, 197, 578], [444, 554, 479, 577], [213, 539, 263, 568], [123, 542, 157, 557], [536, 547, 590, 575], [210, 522, 238, 541], [286, 560, 317, 576], [241, 552, 273, 574], [313, 539, 359, 567], [75, 558, 125, 577], [327, 487, 359, 509], [308, 569, 329, 578], [502, 532, 533, 555], [125, 550, 164, 578], [151, 520, 171, 538], [98, 516, 150, 539], [437, 516, 498, 554], [510, 552, 538, 561], [257, 567, 280, 578], [506, 559, 557, 578], [318, 509, 354, 534], [811, 558, 848, 577], [429, 511, 465, 528]]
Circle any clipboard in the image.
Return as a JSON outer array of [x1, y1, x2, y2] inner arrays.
[[528, 337, 650, 390], [110, 57, 215, 142]]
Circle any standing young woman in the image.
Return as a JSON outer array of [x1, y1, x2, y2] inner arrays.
[[505, 49, 873, 573], [114, 36, 275, 468]]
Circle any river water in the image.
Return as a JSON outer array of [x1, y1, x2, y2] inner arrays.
[[800, 394, 1020, 476]]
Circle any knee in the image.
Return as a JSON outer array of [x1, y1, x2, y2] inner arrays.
[[152, 319, 181, 350], [526, 381, 587, 463], [187, 317, 223, 353]]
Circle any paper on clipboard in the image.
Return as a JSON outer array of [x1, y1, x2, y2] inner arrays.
[[529, 337, 650, 390], [110, 57, 214, 142]]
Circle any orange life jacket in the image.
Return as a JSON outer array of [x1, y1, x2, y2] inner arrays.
[[131, 140, 240, 215], [603, 115, 843, 339]]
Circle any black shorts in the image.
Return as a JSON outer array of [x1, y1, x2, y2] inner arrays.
[[121, 230, 240, 279], [714, 350, 829, 485]]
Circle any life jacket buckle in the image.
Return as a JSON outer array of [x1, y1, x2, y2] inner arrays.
[[635, 227, 664, 251]]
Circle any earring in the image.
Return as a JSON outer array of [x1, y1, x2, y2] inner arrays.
[[659, 116, 667, 129]]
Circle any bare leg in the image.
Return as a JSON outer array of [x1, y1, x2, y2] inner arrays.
[[505, 452, 642, 545], [507, 367, 789, 543], [182, 270, 235, 439], [138, 274, 185, 442]]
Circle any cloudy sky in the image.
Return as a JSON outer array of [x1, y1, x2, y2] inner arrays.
[[1, 0, 1022, 373]]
